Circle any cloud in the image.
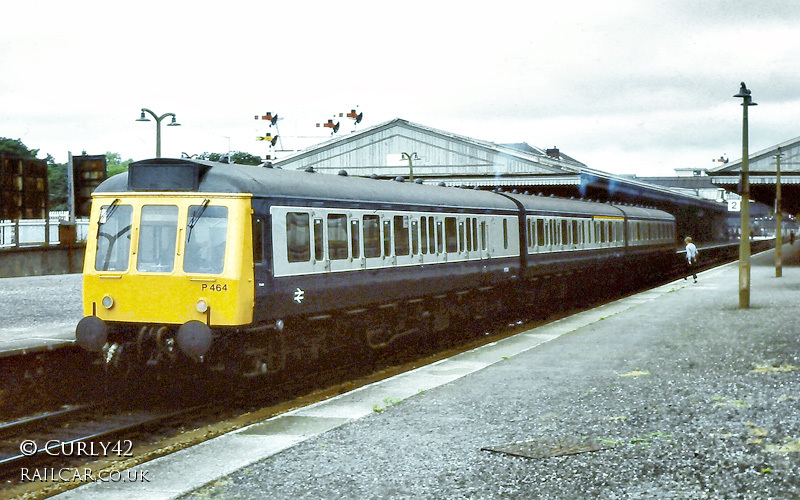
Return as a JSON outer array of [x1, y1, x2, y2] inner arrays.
[[2, 0, 800, 175]]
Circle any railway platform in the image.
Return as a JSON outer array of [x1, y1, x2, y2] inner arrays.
[[0, 273, 81, 357], [49, 243, 800, 500]]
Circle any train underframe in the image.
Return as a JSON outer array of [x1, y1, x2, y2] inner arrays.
[[93, 252, 672, 378]]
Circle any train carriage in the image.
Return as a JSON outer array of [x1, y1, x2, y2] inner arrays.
[[76, 158, 675, 376]]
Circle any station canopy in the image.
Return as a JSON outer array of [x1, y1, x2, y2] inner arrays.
[[273, 118, 720, 214], [707, 136, 800, 215]]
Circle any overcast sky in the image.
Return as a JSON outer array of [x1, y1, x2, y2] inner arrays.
[[3, 0, 799, 175]]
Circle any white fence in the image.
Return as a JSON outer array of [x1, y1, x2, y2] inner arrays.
[[0, 216, 90, 248]]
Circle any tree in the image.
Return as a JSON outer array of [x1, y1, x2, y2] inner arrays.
[[0, 137, 39, 159], [195, 151, 263, 166], [106, 152, 133, 176], [48, 162, 68, 211], [46, 152, 133, 211]]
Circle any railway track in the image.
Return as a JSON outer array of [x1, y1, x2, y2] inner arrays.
[[0, 401, 216, 479]]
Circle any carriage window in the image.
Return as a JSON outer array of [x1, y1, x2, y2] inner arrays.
[[561, 220, 569, 245], [458, 221, 465, 252], [138, 205, 178, 273], [472, 218, 478, 250], [363, 215, 381, 258], [445, 217, 458, 253], [527, 219, 534, 248], [184, 205, 228, 274], [466, 219, 473, 252], [431, 218, 438, 253], [503, 219, 509, 249], [572, 220, 579, 244], [411, 219, 419, 255], [95, 202, 132, 272], [286, 212, 310, 262], [437, 220, 444, 252], [327, 214, 348, 260], [383, 219, 392, 257], [537, 219, 545, 246], [394, 216, 410, 256], [252, 217, 264, 265], [350, 219, 360, 259], [421, 216, 429, 254], [481, 221, 487, 251], [314, 218, 323, 261]]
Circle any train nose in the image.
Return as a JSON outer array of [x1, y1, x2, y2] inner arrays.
[[76, 316, 108, 352]]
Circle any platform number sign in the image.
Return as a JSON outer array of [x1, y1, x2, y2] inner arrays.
[[727, 200, 741, 212]]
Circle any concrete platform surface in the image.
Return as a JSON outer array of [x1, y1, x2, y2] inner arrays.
[[0, 273, 81, 356], [49, 244, 800, 500]]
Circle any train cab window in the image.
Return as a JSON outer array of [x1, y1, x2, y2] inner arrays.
[[95, 202, 133, 272], [394, 215, 410, 256], [327, 214, 348, 260], [138, 205, 179, 273], [184, 205, 228, 274], [286, 212, 311, 262], [350, 219, 360, 259], [363, 215, 381, 258], [445, 217, 458, 253], [314, 218, 324, 261]]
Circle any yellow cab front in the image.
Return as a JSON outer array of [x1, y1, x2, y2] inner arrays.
[[82, 193, 254, 331]]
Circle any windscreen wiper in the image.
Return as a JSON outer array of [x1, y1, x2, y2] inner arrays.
[[186, 199, 211, 242], [97, 198, 121, 237]]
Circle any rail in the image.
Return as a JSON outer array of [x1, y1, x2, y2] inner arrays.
[[0, 217, 90, 249]]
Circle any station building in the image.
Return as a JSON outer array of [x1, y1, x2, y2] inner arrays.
[[273, 118, 729, 243]]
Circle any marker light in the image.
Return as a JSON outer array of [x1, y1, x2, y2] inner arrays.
[[101, 295, 114, 309], [196, 300, 208, 313]]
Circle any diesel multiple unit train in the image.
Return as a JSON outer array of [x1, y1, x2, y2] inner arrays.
[[76, 158, 676, 376]]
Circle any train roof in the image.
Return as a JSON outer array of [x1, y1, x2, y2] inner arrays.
[[94, 158, 673, 220], [96, 158, 520, 212], [506, 192, 674, 221]]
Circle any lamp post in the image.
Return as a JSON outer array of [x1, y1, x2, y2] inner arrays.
[[774, 147, 783, 278], [401, 152, 420, 182], [734, 82, 756, 308], [136, 108, 181, 158]]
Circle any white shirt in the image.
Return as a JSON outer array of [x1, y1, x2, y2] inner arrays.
[[686, 242, 698, 263]]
